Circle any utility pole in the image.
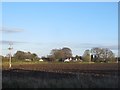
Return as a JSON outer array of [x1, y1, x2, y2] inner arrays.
[[89, 52, 92, 63], [8, 42, 13, 68]]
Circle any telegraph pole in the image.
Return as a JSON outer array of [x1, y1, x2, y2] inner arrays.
[[8, 42, 13, 68]]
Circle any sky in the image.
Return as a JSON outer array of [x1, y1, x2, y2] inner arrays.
[[1, 2, 118, 57]]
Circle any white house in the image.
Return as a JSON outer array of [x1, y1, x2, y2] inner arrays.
[[69, 58, 72, 61], [64, 58, 70, 62], [75, 58, 78, 61], [39, 59, 44, 62], [25, 59, 31, 62]]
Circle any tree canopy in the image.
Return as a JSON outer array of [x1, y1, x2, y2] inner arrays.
[[82, 49, 91, 62], [48, 47, 72, 61], [91, 47, 115, 62], [13, 51, 39, 60]]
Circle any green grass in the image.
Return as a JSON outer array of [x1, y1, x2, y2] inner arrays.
[[2, 59, 117, 66], [2, 60, 48, 68], [2, 59, 117, 70]]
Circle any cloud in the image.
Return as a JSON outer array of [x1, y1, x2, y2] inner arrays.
[[0, 40, 29, 45], [77, 43, 118, 50], [71, 43, 118, 50], [36, 42, 118, 51], [0, 27, 24, 33], [100, 45, 118, 50]]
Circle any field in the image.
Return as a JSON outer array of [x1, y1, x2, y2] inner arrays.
[[2, 61, 119, 88]]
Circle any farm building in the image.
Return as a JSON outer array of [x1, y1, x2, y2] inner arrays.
[[39, 59, 44, 62], [64, 58, 70, 62], [25, 59, 32, 62]]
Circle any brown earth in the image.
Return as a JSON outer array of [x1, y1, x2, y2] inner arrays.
[[2, 63, 119, 75]]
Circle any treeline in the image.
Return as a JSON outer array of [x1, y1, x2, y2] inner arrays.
[[13, 51, 39, 61], [46, 47, 117, 63], [1, 47, 118, 63], [2, 51, 40, 62]]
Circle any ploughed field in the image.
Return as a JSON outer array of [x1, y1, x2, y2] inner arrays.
[[2, 63, 119, 74], [2, 63, 119, 88]]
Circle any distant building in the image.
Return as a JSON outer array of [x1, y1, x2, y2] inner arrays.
[[69, 58, 72, 61], [75, 58, 78, 61], [64, 58, 70, 62], [39, 59, 44, 62], [25, 59, 31, 62]]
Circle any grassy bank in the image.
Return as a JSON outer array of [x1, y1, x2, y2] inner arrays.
[[2, 69, 118, 88]]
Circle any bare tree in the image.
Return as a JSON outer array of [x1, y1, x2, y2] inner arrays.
[[91, 47, 115, 62]]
